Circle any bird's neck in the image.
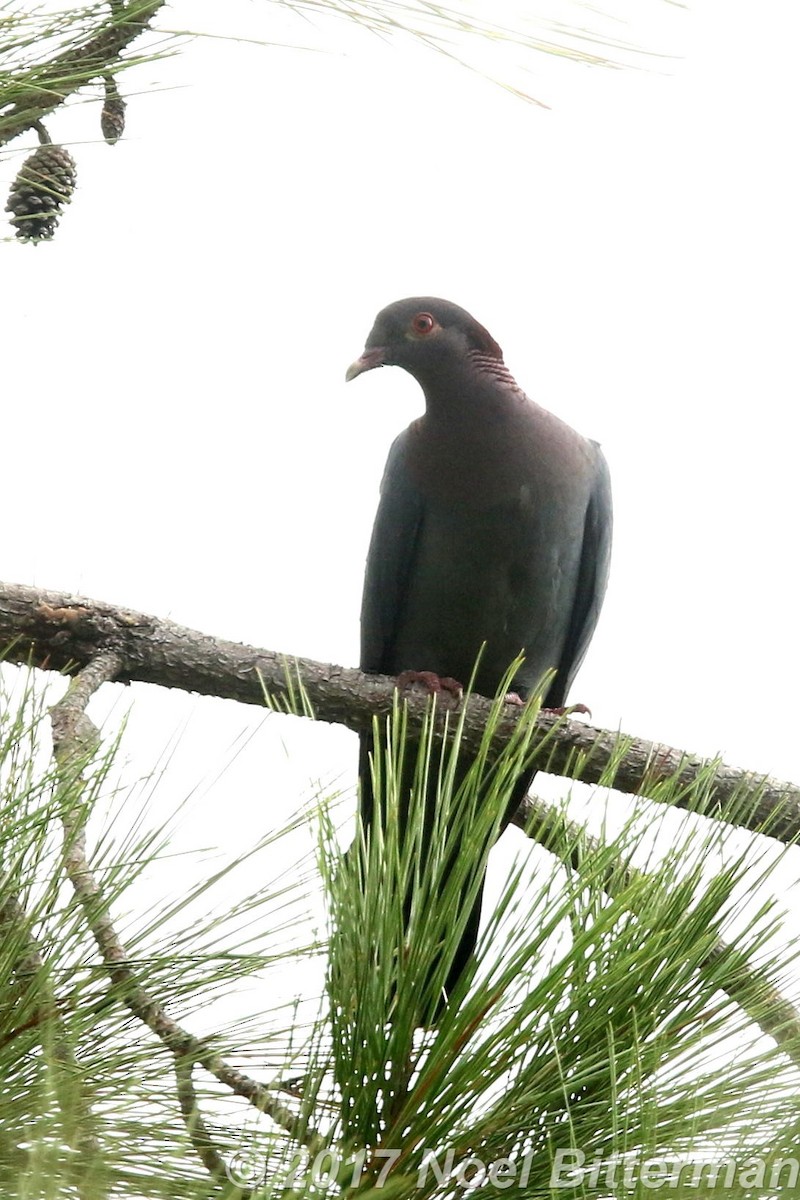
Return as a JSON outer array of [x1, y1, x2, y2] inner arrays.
[[407, 366, 540, 507], [417, 353, 522, 415], [465, 349, 521, 390]]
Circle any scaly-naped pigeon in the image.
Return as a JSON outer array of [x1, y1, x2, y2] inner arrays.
[[347, 297, 612, 1014]]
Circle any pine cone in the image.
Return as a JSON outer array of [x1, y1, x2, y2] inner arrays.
[[5, 144, 77, 243], [101, 82, 126, 144]]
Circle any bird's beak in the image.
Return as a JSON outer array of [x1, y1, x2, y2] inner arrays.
[[345, 346, 385, 382]]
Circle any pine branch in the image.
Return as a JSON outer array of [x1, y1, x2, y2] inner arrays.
[[0, 893, 105, 1193], [48, 650, 326, 1168], [512, 794, 800, 1069], [0, 1, 166, 147], [173, 1051, 231, 1186], [2, 579, 798, 846]]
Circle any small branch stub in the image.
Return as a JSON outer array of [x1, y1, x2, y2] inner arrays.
[[32, 120, 52, 145]]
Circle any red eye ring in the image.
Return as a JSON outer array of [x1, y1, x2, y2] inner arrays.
[[411, 312, 435, 336]]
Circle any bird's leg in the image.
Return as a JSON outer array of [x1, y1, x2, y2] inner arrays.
[[396, 669, 463, 704], [503, 691, 526, 707]]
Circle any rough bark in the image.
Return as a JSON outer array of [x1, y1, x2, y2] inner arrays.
[[2, 579, 799, 845]]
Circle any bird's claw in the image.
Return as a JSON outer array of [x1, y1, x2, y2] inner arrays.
[[544, 702, 592, 719], [503, 691, 526, 707], [396, 670, 464, 704]]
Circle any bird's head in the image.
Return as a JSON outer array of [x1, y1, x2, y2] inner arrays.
[[345, 297, 504, 390]]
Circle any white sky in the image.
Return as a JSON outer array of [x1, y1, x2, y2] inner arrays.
[[2, 0, 800, 1029]]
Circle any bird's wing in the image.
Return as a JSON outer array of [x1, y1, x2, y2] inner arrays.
[[546, 443, 613, 707], [360, 429, 425, 674]]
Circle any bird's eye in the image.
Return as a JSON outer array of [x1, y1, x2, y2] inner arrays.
[[411, 312, 436, 336]]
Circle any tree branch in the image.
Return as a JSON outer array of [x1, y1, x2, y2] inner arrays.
[[1, 578, 798, 844], [0, 1, 166, 147], [48, 650, 325, 1158], [9, 574, 798, 1122], [173, 1051, 232, 1186], [512, 794, 800, 1068]]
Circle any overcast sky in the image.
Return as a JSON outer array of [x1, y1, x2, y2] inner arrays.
[[2, 0, 799, 1010]]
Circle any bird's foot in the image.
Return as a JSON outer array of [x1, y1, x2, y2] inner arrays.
[[544, 702, 592, 719], [503, 691, 526, 707], [396, 670, 463, 704]]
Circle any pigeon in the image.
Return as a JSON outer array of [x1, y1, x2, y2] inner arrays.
[[347, 297, 612, 1014]]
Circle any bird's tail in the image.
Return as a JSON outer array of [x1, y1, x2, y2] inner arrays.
[[355, 733, 534, 1023]]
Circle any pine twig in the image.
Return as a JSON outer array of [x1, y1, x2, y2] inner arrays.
[[0, 1, 166, 147], [48, 649, 325, 1160], [512, 793, 800, 1068], [0, 894, 105, 1196], [174, 1050, 233, 1186]]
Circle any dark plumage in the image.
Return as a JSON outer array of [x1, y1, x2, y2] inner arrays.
[[347, 296, 612, 1012]]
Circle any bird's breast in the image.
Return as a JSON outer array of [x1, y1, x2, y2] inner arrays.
[[388, 492, 586, 696], [405, 404, 591, 510], [387, 404, 598, 694]]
